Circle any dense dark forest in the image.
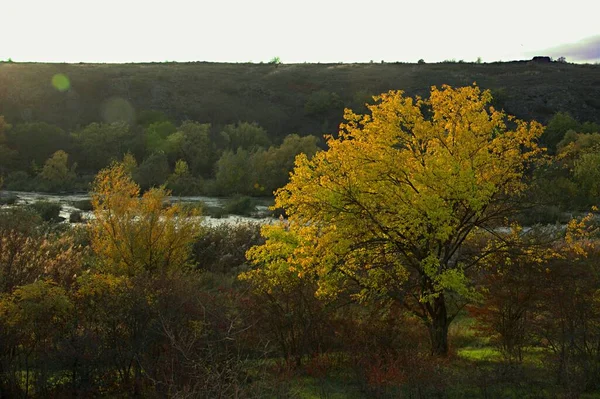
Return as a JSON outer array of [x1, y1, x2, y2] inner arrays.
[[1, 62, 600, 398], [2, 61, 600, 134]]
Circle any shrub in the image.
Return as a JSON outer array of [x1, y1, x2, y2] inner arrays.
[[69, 210, 83, 223], [304, 90, 343, 117], [0, 194, 17, 205], [203, 205, 226, 218], [0, 207, 43, 233], [167, 175, 203, 196], [192, 223, 263, 273], [29, 200, 62, 222], [224, 195, 256, 216], [71, 199, 93, 211], [3, 171, 33, 191]]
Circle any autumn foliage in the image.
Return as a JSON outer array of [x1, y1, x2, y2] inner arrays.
[[247, 84, 544, 355], [2, 86, 600, 396], [90, 162, 201, 275]]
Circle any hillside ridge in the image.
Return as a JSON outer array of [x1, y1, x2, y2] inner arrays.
[[1, 61, 599, 137]]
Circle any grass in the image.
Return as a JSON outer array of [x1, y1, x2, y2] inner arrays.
[[457, 346, 501, 361]]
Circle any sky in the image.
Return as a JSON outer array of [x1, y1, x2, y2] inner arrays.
[[2, 0, 599, 64]]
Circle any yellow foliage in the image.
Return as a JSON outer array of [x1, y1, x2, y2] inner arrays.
[[252, 85, 544, 304], [90, 162, 201, 275], [242, 222, 309, 293]]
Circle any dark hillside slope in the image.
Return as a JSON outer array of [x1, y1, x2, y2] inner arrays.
[[1, 61, 599, 138]]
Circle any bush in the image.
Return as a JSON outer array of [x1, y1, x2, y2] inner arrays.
[[0, 207, 43, 234], [516, 205, 570, 225], [3, 171, 33, 191], [167, 175, 203, 196], [28, 200, 62, 222], [69, 210, 83, 223], [203, 205, 226, 218], [71, 199, 93, 211], [192, 223, 263, 273], [224, 195, 256, 216], [0, 194, 17, 205], [304, 90, 343, 117]]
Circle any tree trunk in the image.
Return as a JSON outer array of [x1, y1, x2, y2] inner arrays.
[[427, 293, 449, 356]]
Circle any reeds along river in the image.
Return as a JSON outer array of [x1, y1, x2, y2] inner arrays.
[[0, 191, 276, 227]]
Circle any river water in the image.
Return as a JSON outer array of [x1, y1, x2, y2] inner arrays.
[[0, 191, 276, 227]]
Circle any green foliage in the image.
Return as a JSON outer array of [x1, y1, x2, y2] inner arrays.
[[1, 63, 599, 147], [541, 112, 582, 154], [0, 206, 42, 237], [167, 159, 203, 195], [144, 121, 177, 154], [0, 194, 17, 205], [0, 116, 15, 175], [38, 150, 77, 192], [253, 134, 320, 194], [212, 134, 320, 196], [574, 152, 600, 199], [69, 210, 83, 223], [304, 90, 343, 117], [177, 121, 214, 177], [224, 195, 256, 216], [220, 121, 271, 151], [581, 121, 600, 133], [533, 131, 600, 210], [7, 122, 71, 170], [28, 200, 62, 222], [214, 148, 254, 195], [133, 152, 170, 191], [2, 171, 32, 190], [71, 199, 93, 211], [73, 122, 136, 172], [136, 109, 170, 127]]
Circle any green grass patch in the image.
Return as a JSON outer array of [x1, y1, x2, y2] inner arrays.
[[457, 346, 502, 361]]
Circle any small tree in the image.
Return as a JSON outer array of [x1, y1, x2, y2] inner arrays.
[[90, 162, 201, 275], [39, 150, 76, 191]]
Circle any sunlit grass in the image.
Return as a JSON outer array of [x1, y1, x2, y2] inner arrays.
[[457, 346, 502, 361]]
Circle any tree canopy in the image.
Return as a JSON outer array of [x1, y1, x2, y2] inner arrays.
[[249, 85, 545, 355], [90, 162, 201, 276]]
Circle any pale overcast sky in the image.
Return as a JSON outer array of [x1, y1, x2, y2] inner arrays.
[[2, 0, 599, 63]]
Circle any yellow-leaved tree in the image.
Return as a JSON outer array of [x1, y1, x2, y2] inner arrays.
[[246, 85, 545, 356], [90, 162, 201, 275]]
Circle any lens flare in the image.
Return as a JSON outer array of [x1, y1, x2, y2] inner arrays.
[[101, 97, 135, 124], [51, 74, 70, 92]]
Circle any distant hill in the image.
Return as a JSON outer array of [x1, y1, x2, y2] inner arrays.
[[1, 61, 599, 139]]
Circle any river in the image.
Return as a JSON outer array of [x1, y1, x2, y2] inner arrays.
[[0, 191, 276, 227]]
